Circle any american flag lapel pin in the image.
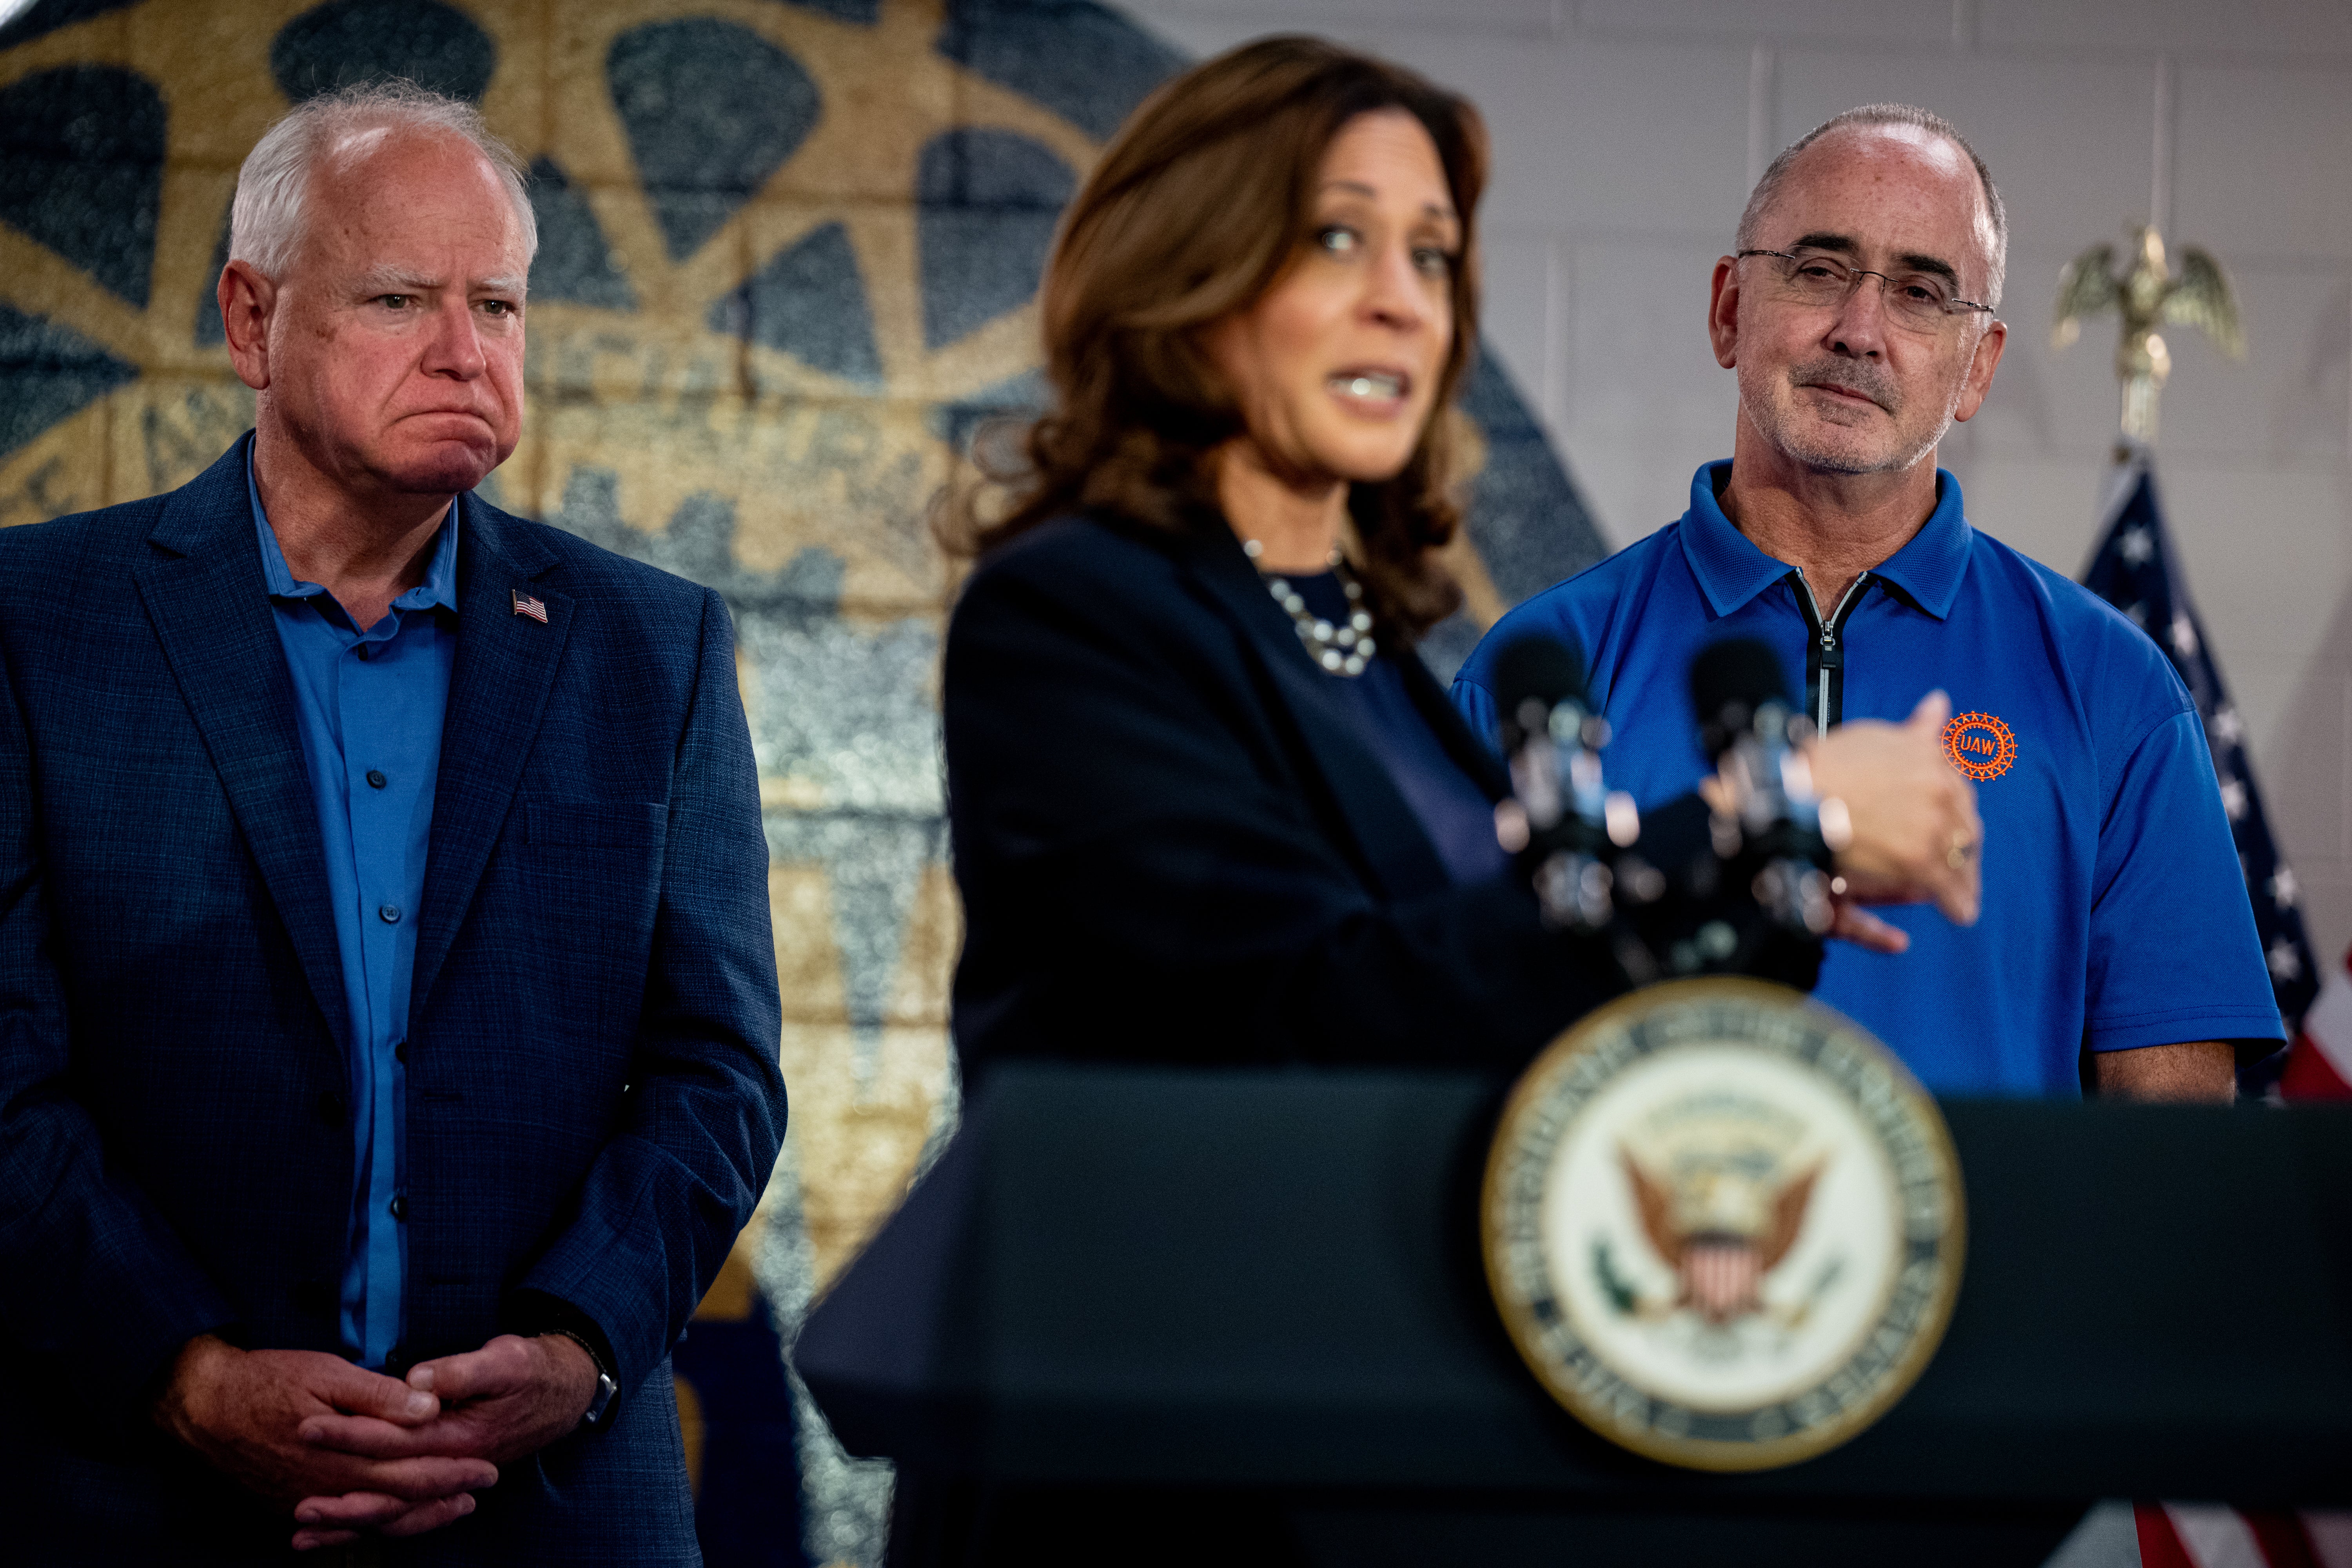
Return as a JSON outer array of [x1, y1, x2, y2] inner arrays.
[[512, 589, 548, 623]]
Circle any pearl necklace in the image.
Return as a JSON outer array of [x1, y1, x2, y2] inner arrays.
[[1243, 539, 1376, 677]]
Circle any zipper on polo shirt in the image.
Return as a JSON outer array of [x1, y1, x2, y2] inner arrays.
[[1788, 568, 1871, 730]]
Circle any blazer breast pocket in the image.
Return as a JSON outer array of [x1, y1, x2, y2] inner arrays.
[[524, 800, 669, 849]]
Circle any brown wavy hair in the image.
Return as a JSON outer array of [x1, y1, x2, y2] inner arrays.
[[938, 35, 1490, 641]]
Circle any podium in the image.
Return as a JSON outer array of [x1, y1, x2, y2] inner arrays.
[[794, 1064, 2352, 1566]]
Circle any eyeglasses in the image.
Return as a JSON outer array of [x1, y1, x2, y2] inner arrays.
[[1736, 249, 1993, 330]]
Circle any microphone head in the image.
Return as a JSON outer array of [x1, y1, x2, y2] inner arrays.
[[1689, 637, 1795, 760], [1491, 634, 1588, 755]]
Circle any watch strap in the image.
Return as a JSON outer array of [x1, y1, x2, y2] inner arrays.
[[543, 1328, 617, 1428]]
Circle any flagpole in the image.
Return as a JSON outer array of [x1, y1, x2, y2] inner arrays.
[[2091, 439, 2145, 545]]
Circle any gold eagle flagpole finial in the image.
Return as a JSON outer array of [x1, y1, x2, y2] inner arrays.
[[2054, 224, 2244, 451]]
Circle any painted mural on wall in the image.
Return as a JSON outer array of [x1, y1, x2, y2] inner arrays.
[[0, 0, 1605, 1560]]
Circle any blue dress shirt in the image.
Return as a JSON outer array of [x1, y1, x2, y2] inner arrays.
[[249, 453, 459, 1367]]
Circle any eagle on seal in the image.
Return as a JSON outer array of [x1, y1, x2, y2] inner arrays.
[[1624, 1151, 1821, 1325]]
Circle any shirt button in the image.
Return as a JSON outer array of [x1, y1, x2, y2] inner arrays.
[[356, 644, 371, 662], [389, 1194, 407, 1221], [367, 769, 387, 789], [378, 904, 401, 924], [394, 1042, 407, 1064]]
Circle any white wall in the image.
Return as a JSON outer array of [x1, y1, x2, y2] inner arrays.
[[1114, 0, 2352, 970]]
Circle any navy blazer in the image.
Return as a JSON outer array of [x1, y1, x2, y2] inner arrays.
[[944, 514, 1631, 1083], [0, 439, 786, 1563]]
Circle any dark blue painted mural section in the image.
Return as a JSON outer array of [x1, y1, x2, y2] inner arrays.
[[916, 129, 1074, 351], [927, 367, 1050, 463], [936, 0, 1184, 140], [0, 301, 138, 459], [548, 469, 846, 620], [271, 0, 496, 103], [712, 222, 883, 385], [0, 0, 138, 52], [609, 19, 822, 262], [0, 66, 165, 309], [528, 157, 639, 312], [1459, 355, 1605, 606], [775, 0, 880, 22], [194, 203, 232, 347]]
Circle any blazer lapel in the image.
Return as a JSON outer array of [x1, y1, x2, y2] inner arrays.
[[408, 499, 569, 1018], [134, 437, 352, 1058], [1181, 528, 1454, 900]]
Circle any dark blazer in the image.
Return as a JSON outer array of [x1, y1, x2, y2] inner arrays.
[[943, 513, 1630, 1083], [0, 439, 787, 1563]]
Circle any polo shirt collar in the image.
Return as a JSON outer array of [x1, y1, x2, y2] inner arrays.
[[1677, 459, 1974, 621], [247, 444, 462, 613]]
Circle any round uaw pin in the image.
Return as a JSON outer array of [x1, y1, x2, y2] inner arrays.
[[1483, 978, 1964, 1471]]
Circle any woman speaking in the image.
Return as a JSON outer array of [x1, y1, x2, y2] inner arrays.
[[937, 36, 1977, 1085]]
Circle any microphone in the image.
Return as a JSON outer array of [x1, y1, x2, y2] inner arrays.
[[1688, 638, 1835, 946], [1489, 635, 1643, 932]]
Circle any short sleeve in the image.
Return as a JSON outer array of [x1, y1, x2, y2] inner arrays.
[[2083, 709, 2286, 1053]]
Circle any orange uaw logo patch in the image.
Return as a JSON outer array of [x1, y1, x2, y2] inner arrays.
[[1942, 712, 2018, 781]]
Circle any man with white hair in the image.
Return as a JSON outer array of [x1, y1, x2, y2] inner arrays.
[[1455, 105, 2280, 1101], [0, 83, 785, 1559]]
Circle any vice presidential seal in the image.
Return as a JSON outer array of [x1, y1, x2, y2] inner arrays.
[[1483, 978, 1964, 1470]]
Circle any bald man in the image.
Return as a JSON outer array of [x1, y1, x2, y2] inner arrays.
[[1454, 105, 2279, 1102]]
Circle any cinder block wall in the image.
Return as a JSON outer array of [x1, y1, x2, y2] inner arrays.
[[1119, 0, 2352, 968]]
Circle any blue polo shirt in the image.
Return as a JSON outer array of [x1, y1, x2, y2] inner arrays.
[[250, 447, 459, 1366], [1453, 461, 2282, 1096]]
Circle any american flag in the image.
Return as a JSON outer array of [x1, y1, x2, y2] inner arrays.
[[2073, 453, 2347, 1568], [2079, 450, 2317, 1093], [2110, 1502, 2352, 1567], [512, 589, 548, 623], [2278, 946, 2352, 1100]]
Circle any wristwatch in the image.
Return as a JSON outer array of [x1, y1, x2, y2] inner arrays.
[[543, 1328, 617, 1428]]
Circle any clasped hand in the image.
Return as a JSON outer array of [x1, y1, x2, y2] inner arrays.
[[156, 1330, 599, 1552]]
